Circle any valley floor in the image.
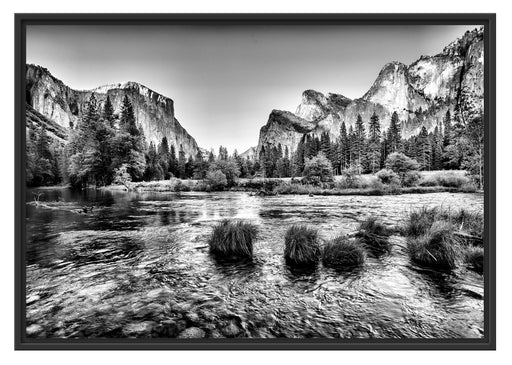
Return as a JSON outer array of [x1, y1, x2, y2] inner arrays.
[[99, 170, 480, 196]]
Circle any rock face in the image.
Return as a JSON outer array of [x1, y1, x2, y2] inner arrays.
[[26, 105, 67, 143], [255, 110, 316, 159], [26, 64, 199, 157], [254, 27, 484, 159], [240, 146, 257, 160]]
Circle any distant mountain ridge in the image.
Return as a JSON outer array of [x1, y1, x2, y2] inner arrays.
[[254, 27, 484, 160], [25, 64, 199, 157]]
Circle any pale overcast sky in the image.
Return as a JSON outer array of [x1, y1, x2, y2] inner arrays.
[[27, 25, 475, 153]]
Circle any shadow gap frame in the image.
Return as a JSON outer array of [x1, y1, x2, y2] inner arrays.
[[14, 12, 496, 351]]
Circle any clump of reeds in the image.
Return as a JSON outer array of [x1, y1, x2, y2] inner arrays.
[[402, 207, 483, 238], [464, 246, 484, 274], [284, 225, 321, 266], [407, 221, 460, 270], [208, 220, 258, 258], [322, 236, 366, 269], [356, 217, 392, 255]]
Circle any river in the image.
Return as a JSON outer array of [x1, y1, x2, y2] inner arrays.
[[25, 189, 484, 339]]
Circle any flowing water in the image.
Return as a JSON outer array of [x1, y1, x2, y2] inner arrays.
[[25, 189, 484, 339]]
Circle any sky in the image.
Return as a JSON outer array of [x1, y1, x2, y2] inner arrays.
[[26, 25, 475, 153]]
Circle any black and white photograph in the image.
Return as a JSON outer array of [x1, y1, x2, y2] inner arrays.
[[17, 15, 493, 348]]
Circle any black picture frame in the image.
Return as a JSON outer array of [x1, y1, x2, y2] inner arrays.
[[14, 13, 496, 351]]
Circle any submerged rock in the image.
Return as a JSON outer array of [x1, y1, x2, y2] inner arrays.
[[222, 321, 242, 337], [26, 294, 40, 305], [122, 321, 157, 337], [177, 327, 206, 338], [154, 320, 179, 337], [26, 324, 44, 337]]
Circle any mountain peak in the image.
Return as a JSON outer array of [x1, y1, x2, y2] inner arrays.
[[26, 64, 199, 158], [441, 26, 484, 58]]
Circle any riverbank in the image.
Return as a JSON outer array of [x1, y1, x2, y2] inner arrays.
[[96, 170, 480, 196]]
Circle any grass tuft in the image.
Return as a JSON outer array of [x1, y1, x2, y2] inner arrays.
[[407, 221, 459, 270], [356, 217, 392, 255], [464, 246, 484, 274], [284, 225, 321, 266], [208, 220, 258, 259], [402, 207, 483, 238], [322, 236, 366, 269]]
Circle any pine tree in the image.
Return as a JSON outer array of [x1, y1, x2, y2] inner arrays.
[[368, 112, 381, 173], [417, 126, 431, 170], [218, 146, 228, 161], [117, 95, 145, 180], [208, 149, 215, 164], [348, 125, 356, 167], [293, 139, 306, 176], [157, 137, 171, 179], [144, 141, 163, 181], [387, 111, 402, 154], [119, 95, 138, 136], [353, 114, 367, 173], [102, 95, 115, 128], [68, 94, 101, 187], [339, 121, 349, 171], [169, 144, 177, 177], [431, 126, 443, 170], [462, 116, 484, 188], [283, 145, 291, 177], [443, 110, 452, 148], [193, 149, 207, 179], [178, 144, 186, 178], [80, 93, 99, 135]]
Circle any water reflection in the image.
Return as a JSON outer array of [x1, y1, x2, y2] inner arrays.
[[25, 188, 484, 339]]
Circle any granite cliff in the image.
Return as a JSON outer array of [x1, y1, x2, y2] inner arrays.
[[26, 65, 199, 157], [254, 27, 484, 159]]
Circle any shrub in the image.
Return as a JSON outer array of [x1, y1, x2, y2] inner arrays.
[[205, 169, 228, 190], [366, 178, 385, 192], [173, 180, 190, 192], [459, 183, 478, 193], [418, 175, 438, 187], [322, 236, 366, 269], [340, 166, 360, 188], [419, 172, 471, 188], [436, 174, 466, 188], [356, 217, 392, 255], [407, 221, 459, 270], [113, 163, 132, 188], [274, 183, 317, 195], [464, 246, 484, 274], [208, 220, 258, 258], [387, 183, 403, 194], [385, 152, 420, 184], [238, 178, 283, 191], [209, 159, 241, 186], [376, 169, 400, 185], [303, 153, 334, 185], [402, 171, 421, 187], [284, 225, 321, 266]]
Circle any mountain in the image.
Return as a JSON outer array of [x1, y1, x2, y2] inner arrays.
[[240, 146, 257, 160], [26, 104, 67, 143], [25, 64, 199, 157], [253, 27, 484, 159]]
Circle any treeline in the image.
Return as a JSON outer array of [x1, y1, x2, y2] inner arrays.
[[26, 94, 484, 189], [26, 94, 261, 188], [259, 110, 484, 187]]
